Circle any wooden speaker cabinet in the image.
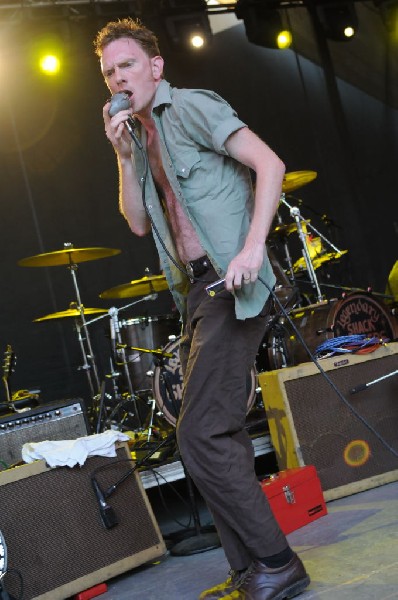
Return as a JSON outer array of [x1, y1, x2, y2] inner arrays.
[[259, 342, 398, 501], [0, 443, 166, 600]]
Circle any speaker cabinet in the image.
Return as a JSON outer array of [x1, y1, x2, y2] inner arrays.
[[0, 399, 89, 469], [259, 342, 398, 501], [0, 443, 166, 600]]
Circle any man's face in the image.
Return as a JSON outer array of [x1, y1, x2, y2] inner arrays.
[[101, 38, 163, 117]]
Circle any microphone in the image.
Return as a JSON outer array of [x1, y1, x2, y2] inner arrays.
[[91, 477, 119, 529], [108, 92, 142, 147], [350, 383, 368, 395]]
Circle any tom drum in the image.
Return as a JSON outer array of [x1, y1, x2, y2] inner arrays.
[[119, 314, 180, 391]]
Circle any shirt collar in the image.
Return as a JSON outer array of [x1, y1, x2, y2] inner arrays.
[[152, 79, 172, 112]]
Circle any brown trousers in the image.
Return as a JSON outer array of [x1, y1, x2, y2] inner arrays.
[[177, 267, 288, 571]]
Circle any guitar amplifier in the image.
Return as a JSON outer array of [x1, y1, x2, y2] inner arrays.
[[0, 443, 166, 600], [259, 343, 398, 501], [0, 399, 89, 469]]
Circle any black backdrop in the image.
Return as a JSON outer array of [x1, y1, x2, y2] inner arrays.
[[0, 13, 397, 411]]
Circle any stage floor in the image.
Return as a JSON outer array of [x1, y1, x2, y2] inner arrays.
[[83, 478, 398, 600]]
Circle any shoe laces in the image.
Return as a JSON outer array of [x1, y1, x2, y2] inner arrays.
[[225, 568, 252, 588], [237, 563, 255, 586]]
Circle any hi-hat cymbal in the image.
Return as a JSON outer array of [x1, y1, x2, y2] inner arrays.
[[282, 171, 317, 194], [100, 274, 169, 299], [269, 220, 310, 239], [18, 246, 121, 267], [34, 307, 108, 322]]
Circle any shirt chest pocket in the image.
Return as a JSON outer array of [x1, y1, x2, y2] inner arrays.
[[173, 148, 201, 179]]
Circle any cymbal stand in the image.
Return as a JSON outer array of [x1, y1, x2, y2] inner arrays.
[[73, 315, 100, 400], [109, 305, 142, 428], [274, 208, 296, 287], [280, 194, 323, 303], [63, 244, 101, 405]]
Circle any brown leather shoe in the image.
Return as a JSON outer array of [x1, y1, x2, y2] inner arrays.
[[199, 569, 249, 599], [237, 553, 310, 600]]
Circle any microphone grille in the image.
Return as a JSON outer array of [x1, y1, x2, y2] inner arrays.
[[108, 92, 131, 117]]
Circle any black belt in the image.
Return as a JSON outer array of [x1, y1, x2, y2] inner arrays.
[[185, 255, 211, 281]]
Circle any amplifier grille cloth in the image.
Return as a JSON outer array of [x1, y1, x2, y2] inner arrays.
[[1, 449, 162, 599], [284, 354, 398, 492]]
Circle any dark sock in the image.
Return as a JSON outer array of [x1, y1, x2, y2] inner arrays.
[[259, 546, 294, 568]]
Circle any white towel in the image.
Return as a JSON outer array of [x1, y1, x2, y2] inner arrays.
[[22, 430, 130, 468]]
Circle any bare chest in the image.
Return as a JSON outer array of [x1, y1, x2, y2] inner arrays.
[[145, 129, 203, 263]]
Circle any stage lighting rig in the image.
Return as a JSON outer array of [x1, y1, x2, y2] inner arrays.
[[235, 0, 293, 49], [162, 0, 213, 50], [316, 1, 359, 41]]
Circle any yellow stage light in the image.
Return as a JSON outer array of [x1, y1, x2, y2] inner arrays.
[[40, 54, 61, 75], [277, 30, 292, 49]]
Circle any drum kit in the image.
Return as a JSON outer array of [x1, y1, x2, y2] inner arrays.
[[260, 170, 397, 370], [15, 173, 397, 441]]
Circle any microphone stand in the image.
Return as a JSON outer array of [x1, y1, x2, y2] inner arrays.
[[350, 368, 398, 395]]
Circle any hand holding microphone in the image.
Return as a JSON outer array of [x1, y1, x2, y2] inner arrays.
[[108, 92, 142, 149]]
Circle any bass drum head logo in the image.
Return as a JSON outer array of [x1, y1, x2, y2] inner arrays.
[[333, 293, 396, 340]]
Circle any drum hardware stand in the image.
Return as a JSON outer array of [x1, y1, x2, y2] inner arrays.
[[86, 295, 157, 432], [62, 243, 102, 407], [274, 208, 297, 289], [280, 196, 346, 303], [144, 395, 158, 443], [151, 352, 221, 556], [280, 195, 323, 303], [113, 346, 175, 438], [73, 312, 100, 399]]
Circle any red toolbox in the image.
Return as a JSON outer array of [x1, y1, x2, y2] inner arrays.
[[260, 465, 327, 535]]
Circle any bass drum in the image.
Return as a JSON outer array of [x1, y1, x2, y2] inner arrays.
[[258, 293, 398, 370], [153, 337, 257, 427]]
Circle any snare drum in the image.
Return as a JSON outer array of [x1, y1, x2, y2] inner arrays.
[[119, 314, 180, 391], [259, 293, 397, 369], [152, 337, 257, 427]]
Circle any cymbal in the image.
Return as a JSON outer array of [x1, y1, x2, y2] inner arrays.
[[18, 246, 121, 267], [100, 274, 168, 299], [269, 220, 310, 239], [34, 307, 108, 322], [282, 171, 317, 194], [293, 250, 348, 273]]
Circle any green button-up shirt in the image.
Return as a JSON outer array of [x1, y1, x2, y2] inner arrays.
[[132, 80, 275, 320]]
